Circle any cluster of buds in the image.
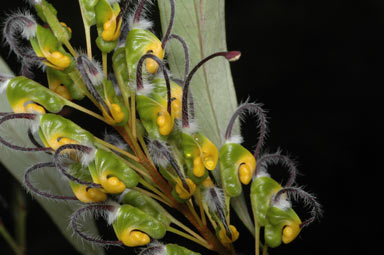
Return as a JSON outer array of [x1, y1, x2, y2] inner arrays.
[[0, 0, 321, 254]]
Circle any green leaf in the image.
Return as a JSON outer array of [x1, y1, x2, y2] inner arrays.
[[158, 0, 255, 236], [0, 57, 104, 254]]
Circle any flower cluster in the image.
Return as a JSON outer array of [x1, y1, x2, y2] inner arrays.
[[0, 0, 321, 254]]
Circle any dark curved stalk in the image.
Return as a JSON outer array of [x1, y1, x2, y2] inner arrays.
[[224, 102, 267, 159], [133, 0, 147, 24], [136, 54, 172, 114], [24, 162, 78, 201], [161, 0, 175, 49], [53, 144, 102, 188], [3, 13, 44, 63], [0, 113, 53, 152], [255, 153, 297, 187], [167, 34, 190, 81], [273, 187, 323, 228], [71, 204, 122, 246], [181, 51, 241, 128]]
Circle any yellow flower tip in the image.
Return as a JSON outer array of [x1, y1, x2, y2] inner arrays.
[[60, 22, 72, 34], [175, 178, 196, 200], [100, 175, 126, 194], [202, 176, 214, 188], [201, 141, 218, 170], [219, 225, 240, 244], [238, 163, 252, 185], [145, 41, 164, 73], [54, 85, 72, 100], [101, 15, 122, 41], [156, 111, 174, 136], [73, 185, 107, 203], [193, 156, 205, 177], [24, 103, 46, 115], [46, 51, 71, 70], [282, 223, 301, 244], [120, 230, 150, 247]]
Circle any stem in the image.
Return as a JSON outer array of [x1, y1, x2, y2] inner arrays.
[[262, 243, 268, 255], [130, 88, 137, 139], [78, 0, 92, 58], [133, 187, 171, 207], [94, 136, 140, 161], [13, 184, 27, 254], [196, 189, 207, 226], [63, 40, 77, 57], [255, 222, 260, 255], [167, 226, 210, 250], [64, 100, 107, 123], [139, 178, 173, 205], [187, 200, 204, 227], [165, 214, 206, 244], [102, 53, 108, 75], [0, 219, 22, 255]]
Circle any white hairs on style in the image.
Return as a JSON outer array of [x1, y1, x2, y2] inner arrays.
[[138, 241, 166, 255], [225, 134, 243, 144], [103, 131, 128, 151], [272, 193, 292, 211], [106, 0, 121, 4], [80, 147, 97, 166], [3, 10, 37, 40], [29, 114, 42, 134], [136, 79, 154, 96], [182, 120, 199, 135], [24, 0, 42, 6], [107, 202, 121, 225], [202, 186, 226, 215], [146, 139, 170, 168], [127, 0, 155, 30]]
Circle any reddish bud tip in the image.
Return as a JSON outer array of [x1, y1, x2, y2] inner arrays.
[[225, 51, 241, 61]]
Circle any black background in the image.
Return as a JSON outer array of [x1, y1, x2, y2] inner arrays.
[[0, 0, 381, 254]]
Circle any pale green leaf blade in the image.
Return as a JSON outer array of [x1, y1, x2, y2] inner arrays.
[[0, 57, 104, 255], [158, 0, 254, 236]]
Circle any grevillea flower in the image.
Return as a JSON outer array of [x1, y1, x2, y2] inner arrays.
[[0, 1, 321, 254]]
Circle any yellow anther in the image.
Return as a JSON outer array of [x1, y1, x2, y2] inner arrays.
[[219, 225, 240, 244], [175, 178, 196, 200], [156, 111, 174, 136], [193, 156, 205, 177], [100, 174, 126, 194], [73, 185, 107, 203], [201, 139, 218, 170], [145, 40, 164, 73], [45, 50, 71, 70], [239, 164, 252, 185], [54, 85, 71, 100], [24, 103, 46, 115], [101, 14, 122, 41], [238, 153, 256, 185], [171, 86, 183, 119], [48, 136, 77, 151], [282, 223, 301, 244], [60, 22, 72, 34], [110, 104, 125, 123], [120, 230, 150, 247]]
